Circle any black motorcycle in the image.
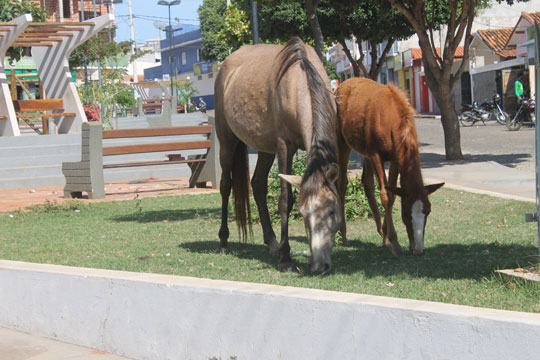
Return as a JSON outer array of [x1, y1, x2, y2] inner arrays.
[[480, 93, 508, 125], [459, 93, 508, 127], [505, 97, 536, 131]]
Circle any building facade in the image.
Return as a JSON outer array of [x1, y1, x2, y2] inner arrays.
[[329, 1, 540, 115], [144, 25, 217, 110], [34, 0, 115, 22]]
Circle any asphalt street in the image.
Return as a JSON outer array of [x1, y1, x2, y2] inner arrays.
[[416, 117, 536, 173]]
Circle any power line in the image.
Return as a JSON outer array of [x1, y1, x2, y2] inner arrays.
[[116, 14, 199, 23]]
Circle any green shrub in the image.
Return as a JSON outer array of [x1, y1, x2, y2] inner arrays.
[[251, 154, 382, 224]]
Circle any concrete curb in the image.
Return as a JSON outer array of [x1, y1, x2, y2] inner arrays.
[[2, 260, 540, 359]]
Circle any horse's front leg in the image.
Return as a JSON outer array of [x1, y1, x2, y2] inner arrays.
[[382, 161, 399, 246], [251, 151, 279, 255], [337, 140, 351, 245], [276, 140, 295, 272], [371, 156, 403, 254]]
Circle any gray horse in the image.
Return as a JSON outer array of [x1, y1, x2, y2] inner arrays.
[[214, 37, 341, 275]]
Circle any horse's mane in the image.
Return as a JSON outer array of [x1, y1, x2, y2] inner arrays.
[[387, 82, 423, 185], [275, 37, 338, 197]]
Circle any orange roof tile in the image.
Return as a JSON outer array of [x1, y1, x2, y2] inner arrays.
[[411, 46, 464, 60], [411, 48, 423, 60], [476, 28, 515, 58], [522, 11, 540, 25]]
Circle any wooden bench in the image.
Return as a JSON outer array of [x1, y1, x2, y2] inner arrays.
[[14, 99, 75, 135], [141, 98, 171, 115], [61, 117, 221, 199]]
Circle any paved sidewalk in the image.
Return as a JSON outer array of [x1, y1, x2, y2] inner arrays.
[[0, 327, 131, 360], [0, 177, 217, 212], [422, 159, 536, 202]]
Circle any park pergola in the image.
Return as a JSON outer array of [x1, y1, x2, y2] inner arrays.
[[0, 13, 114, 136]]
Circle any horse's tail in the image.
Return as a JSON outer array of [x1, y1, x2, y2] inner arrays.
[[232, 141, 252, 242], [275, 37, 338, 181]]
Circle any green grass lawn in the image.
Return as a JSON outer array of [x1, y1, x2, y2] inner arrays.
[[1, 188, 539, 313]]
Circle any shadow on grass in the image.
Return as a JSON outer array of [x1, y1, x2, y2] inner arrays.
[[332, 239, 538, 280], [111, 207, 221, 223], [179, 236, 538, 280], [179, 240, 280, 269]]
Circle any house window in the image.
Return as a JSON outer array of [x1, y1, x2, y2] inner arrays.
[[197, 48, 202, 62], [63, 0, 71, 19], [182, 52, 186, 65]]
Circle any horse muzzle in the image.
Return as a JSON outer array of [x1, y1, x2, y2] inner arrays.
[[310, 260, 332, 275]]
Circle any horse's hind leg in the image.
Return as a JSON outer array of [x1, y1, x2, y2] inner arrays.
[[362, 158, 384, 237], [251, 151, 279, 255], [370, 155, 403, 254], [217, 135, 239, 253]]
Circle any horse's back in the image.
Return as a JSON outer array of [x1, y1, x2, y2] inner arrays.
[[215, 41, 325, 154], [214, 44, 282, 152], [336, 78, 414, 157]]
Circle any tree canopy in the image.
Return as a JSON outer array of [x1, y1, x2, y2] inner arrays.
[[198, 0, 416, 79], [199, 0, 229, 61], [69, 31, 132, 70], [0, 0, 48, 22]]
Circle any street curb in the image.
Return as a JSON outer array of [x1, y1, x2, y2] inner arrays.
[[424, 176, 536, 203]]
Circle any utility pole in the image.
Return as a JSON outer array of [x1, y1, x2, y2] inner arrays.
[[81, 0, 89, 104], [92, 0, 105, 122], [128, 0, 137, 83], [158, 1, 181, 100], [251, 1, 259, 44]]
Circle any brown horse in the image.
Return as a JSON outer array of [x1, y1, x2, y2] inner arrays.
[[336, 78, 444, 255], [214, 37, 342, 274]]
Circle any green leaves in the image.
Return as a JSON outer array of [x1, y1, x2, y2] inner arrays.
[[198, 0, 230, 61], [0, 0, 48, 23], [218, 4, 251, 52]]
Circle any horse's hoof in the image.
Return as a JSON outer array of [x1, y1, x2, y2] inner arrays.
[[392, 247, 404, 255], [278, 262, 295, 273], [216, 247, 229, 254]]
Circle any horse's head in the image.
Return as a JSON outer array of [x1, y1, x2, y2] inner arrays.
[[279, 163, 342, 275], [387, 183, 444, 255]]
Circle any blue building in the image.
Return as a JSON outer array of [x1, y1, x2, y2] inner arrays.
[[144, 24, 217, 110]]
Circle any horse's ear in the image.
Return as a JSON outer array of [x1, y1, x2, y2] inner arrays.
[[425, 182, 445, 195], [325, 163, 339, 184], [279, 174, 302, 188], [386, 186, 404, 197]]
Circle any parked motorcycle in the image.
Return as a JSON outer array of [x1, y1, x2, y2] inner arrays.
[[480, 93, 508, 125], [459, 93, 508, 127], [506, 97, 536, 131]]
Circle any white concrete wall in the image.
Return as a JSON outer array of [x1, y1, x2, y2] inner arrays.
[[1, 260, 540, 360]]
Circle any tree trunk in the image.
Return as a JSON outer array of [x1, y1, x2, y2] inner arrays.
[[305, 0, 324, 62], [338, 39, 361, 77], [432, 80, 463, 160], [368, 39, 395, 81], [387, 0, 474, 161]]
